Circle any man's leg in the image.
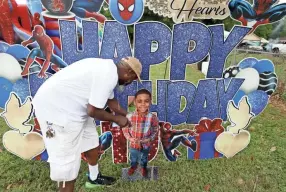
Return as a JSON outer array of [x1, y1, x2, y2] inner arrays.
[[36, 117, 85, 192], [57, 181, 76, 192], [84, 146, 100, 180], [81, 118, 116, 188]]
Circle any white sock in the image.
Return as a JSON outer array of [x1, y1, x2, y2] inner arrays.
[[89, 164, 99, 180]]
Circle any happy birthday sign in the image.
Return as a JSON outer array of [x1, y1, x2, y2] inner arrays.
[[52, 20, 250, 125]]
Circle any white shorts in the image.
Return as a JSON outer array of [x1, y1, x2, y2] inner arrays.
[[37, 117, 99, 182]]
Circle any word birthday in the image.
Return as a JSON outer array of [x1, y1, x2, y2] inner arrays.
[[32, 21, 251, 126]]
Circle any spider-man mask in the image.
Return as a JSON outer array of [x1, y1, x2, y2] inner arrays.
[[117, 0, 135, 20]]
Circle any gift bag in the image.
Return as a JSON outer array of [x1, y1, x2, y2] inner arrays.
[[188, 118, 224, 160]]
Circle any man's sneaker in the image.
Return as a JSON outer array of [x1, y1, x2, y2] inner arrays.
[[97, 172, 116, 183], [86, 172, 116, 183], [85, 173, 116, 189], [128, 166, 137, 176], [141, 167, 148, 177]]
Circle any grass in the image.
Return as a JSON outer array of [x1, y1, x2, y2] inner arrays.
[[0, 51, 286, 191]]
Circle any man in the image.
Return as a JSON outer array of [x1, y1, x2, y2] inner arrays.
[[33, 57, 142, 191]]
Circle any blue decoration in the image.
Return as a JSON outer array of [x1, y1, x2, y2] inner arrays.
[[28, 73, 53, 98], [247, 90, 269, 115], [253, 59, 275, 73], [150, 80, 168, 121], [166, 81, 196, 125], [12, 79, 30, 103], [59, 20, 99, 65], [100, 21, 132, 64], [0, 42, 30, 60], [258, 72, 278, 95], [134, 22, 171, 80], [224, 58, 277, 115], [217, 78, 244, 120], [171, 23, 211, 80], [109, 0, 144, 25], [188, 133, 223, 159], [238, 57, 258, 69], [207, 26, 250, 78], [187, 79, 220, 124], [0, 78, 13, 108], [137, 80, 152, 93], [114, 81, 138, 112], [233, 90, 246, 106]]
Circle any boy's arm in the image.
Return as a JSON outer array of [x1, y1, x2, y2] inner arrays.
[[122, 114, 134, 142], [122, 127, 133, 141]]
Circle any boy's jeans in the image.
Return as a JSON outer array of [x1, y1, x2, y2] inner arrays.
[[130, 147, 150, 168]]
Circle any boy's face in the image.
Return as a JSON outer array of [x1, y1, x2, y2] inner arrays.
[[134, 93, 151, 114]]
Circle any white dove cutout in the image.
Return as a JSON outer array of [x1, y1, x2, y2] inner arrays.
[[0, 92, 34, 134], [227, 96, 254, 134]]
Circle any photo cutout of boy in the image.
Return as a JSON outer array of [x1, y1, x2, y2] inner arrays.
[[122, 89, 159, 178]]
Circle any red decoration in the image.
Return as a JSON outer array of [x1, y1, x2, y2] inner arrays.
[[192, 118, 224, 159], [101, 122, 128, 164]]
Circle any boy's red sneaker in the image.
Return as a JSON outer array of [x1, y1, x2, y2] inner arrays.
[[128, 166, 137, 176], [141, 167, 148, 177]]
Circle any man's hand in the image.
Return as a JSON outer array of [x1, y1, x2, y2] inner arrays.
[[115, 115, 131, 127]]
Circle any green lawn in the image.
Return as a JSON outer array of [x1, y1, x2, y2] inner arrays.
[[0, 52, 286, 191]]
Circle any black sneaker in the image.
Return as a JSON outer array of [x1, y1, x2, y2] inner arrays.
[[97, 172, 116, 183], [85, 173, 116, 189]]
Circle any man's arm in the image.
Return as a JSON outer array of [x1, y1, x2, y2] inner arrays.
[[87, 104, 130, 127], [107, 98, 127, 116]]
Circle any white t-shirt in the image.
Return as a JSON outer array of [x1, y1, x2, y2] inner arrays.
[[33, 58, 118, 126]]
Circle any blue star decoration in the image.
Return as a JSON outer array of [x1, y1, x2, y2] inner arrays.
[[223, 58, 278, 116]]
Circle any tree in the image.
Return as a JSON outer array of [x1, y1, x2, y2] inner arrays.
[[254, 24, 273, 39]]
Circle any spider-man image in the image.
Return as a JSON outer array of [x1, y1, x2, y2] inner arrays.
[[109, 0, 144, 25], [82, 131, 113, 161], [31, 13, 44, 28], [228, 0, 286, 33], [71, 0, 109, 23], [51, 0, 65, 12], [159, 122, 197, 161], [21, 25, 67, 78], [0, 0, 18, 44]]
